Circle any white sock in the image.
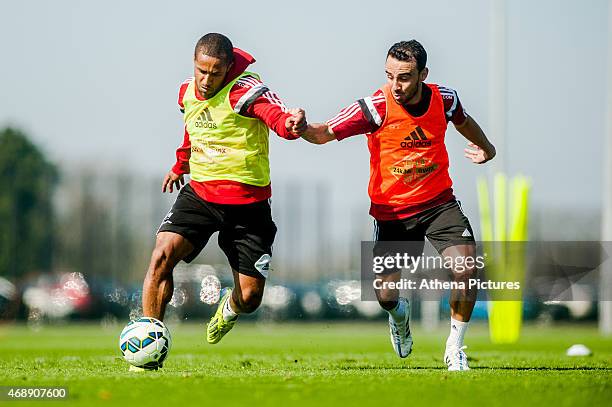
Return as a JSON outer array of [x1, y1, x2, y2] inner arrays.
[[446, 317, 469, 348], [387, 300, 406, 323], [222, 297, 238, 321]]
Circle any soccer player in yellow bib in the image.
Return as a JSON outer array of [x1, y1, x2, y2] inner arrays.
[[139, 33, 306, 367]]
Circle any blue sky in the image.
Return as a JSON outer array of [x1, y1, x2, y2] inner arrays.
[[0, 0, 608, 222]]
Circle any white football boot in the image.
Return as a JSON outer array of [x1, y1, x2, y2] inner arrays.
[[388, 297, 413, 358], [444, 345, 470, 371]]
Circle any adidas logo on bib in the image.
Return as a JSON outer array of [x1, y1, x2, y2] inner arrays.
[[461, 229, 472, 237], [195, 107, 217, 129]]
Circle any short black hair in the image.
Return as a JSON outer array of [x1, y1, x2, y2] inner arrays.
[[387, 40, 427, 71], [194, 33, 234, 65]]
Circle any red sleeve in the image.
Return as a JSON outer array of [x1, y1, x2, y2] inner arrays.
[[247, 92, 295, 140], [172, 80, 192, 175], [228, 76, 296, 140], [177, 78, 191, 113], [171, 126, 191, 175], [327, 89, 386, 141], [439, 86, 468, 126]]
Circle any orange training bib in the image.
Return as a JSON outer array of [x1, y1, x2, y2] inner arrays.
[[367, 83, 453, 207]]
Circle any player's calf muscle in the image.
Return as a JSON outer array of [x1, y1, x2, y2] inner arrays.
[[231, 273, 265, 314], [143, 275, 172, 320], [143, 233, 192, 319], [234, 288, 263, 313], [374, 272, 400, 309]]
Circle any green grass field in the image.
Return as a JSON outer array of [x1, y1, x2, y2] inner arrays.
[[0, 322, 611, 406]]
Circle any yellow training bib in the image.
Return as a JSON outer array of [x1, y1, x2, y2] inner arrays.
[[182, 72, 271, 186]]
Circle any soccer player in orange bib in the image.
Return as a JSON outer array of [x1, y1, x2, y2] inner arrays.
[[301, 40, 496, 371]]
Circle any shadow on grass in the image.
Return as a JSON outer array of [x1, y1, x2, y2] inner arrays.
[[336, 365, 612, 371], [471, 366, 612, 371]]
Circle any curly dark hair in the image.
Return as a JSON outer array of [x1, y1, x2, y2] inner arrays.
[[387, 40, 427, 71]]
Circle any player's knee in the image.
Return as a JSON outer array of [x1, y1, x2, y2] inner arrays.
[[453, 263, 477, 281], [148, 244, 176, 281], [237, 288, 263, 313]]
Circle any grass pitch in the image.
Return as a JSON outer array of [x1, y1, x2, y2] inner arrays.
[[0, 322, 610, 406]]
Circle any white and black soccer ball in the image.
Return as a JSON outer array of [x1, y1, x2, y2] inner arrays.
[[119, 317, 172, 369]]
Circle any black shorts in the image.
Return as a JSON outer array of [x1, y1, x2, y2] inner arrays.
[[157, 184, 277, 278], [373, 199, 475, 259]]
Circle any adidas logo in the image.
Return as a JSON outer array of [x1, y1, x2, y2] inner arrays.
[[162, 211, 173, 225], [461, 229, 472, 237], [195, 107, 217, 129], [400, 126, 432, 148], [254, 254, 271, 278], [156, 211, 173, 234]]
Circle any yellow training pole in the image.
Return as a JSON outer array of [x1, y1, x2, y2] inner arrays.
[[499, 176, 530, 343], [488, 174, 508, 342]]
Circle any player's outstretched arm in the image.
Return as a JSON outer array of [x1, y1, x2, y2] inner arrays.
[[301, 123, 336, 145], [455, 115, 496, 164]]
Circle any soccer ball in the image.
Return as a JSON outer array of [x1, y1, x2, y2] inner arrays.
[[119, 317, 172, 369]]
